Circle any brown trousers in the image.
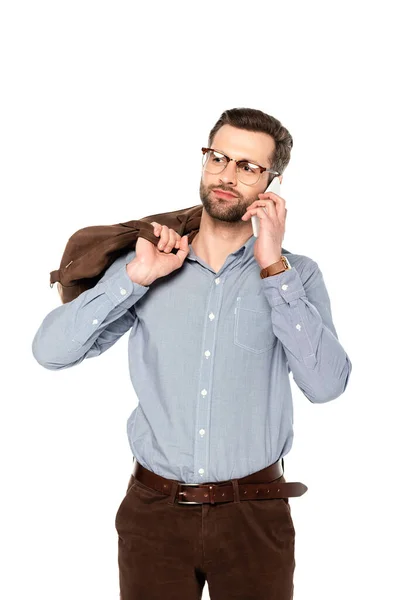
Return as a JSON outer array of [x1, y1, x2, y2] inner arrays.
[[114, 463, 296, 599]]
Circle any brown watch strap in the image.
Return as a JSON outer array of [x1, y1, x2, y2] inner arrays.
[[260, 256, 290, 278]]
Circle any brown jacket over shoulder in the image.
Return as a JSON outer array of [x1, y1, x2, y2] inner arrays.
[[49, 204, 203, 304]]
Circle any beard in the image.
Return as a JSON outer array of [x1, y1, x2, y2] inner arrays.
[[199, 180, 259, 224]]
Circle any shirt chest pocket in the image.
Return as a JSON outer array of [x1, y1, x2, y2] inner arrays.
[[234, 294, 277, 354]]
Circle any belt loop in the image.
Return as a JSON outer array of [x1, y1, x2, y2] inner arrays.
[[168, 480, 179, 506], [232, 478, 240, 503], [282, 457, 285, 474]]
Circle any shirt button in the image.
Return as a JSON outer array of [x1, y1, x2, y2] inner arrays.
[[201, 389, 207, 396], [198, 468, 205, 475], [209, 313, 215, 321], [215, 277, 220, 284], [92, 319, 98, 325], [296, 323, 302, 331], [199, 429, 205, 436], [204, 350, 211, 358], [120, 288, 127, 295], [281, 284, 288, 290]]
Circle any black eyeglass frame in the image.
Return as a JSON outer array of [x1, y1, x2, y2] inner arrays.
[[201, 147, 280, 185]]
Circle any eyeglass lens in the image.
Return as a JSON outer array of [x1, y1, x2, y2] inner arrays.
[[202, 150, 261, 184]]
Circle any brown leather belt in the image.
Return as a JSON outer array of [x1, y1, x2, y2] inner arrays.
[[132, 458, 308, 505]]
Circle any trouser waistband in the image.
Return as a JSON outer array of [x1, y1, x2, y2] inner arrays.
[[131, 457, 308, 505]]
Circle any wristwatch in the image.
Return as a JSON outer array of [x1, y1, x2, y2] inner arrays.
[[260, 255, 291, 278]]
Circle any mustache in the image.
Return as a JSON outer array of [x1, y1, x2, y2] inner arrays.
[[211, 187, 239, 197]]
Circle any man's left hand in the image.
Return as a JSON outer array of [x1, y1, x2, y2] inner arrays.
[[241, 192, 288, 268]]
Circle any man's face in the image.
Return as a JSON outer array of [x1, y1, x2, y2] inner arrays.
[[199, 124, 278, 224]]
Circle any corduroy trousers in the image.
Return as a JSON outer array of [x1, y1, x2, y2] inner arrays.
[[114, 465, 296, 599]]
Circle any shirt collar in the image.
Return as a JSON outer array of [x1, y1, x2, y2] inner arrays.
[[187, 233, 256, 269]]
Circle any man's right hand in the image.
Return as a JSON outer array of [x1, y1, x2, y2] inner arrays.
[[126, 222, 190, 286]]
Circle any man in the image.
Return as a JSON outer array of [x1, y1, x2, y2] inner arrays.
[[32, 107, 352, 599]]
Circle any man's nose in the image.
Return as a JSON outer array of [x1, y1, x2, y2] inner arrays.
[[219, 160, 237, 185]]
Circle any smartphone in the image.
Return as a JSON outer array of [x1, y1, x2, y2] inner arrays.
[[251, 176, 281, 237]]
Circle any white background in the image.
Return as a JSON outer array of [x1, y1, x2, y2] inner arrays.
[[1, 1, 399, 598]]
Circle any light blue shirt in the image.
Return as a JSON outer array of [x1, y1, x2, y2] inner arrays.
[[32, 234, 352, 483]]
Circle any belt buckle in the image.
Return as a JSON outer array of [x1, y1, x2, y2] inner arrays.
[[177, 482, 202, 504], [177, 483, 218, 505]]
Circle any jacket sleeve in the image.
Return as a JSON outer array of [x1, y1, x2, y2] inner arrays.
[[32, 250, 149, 370], [261, 260, 352, 403]]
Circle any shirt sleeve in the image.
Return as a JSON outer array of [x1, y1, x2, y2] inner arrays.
[[261, 261, 352, 403], [32, 250, 149, 370]]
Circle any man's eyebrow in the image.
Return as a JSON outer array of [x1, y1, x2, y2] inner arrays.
[[214, 148, 264, 166]]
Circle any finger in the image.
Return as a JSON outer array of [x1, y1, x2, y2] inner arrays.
[[242, 200, 277, 221], [247, 198, 279, 213], [158, 227, 181, 252], [157, 225, 169, 249], [258, 192, 286, 221], [242, 206, 270, 221], [266, 199, 278, 220], [258, 191, 282, 200], [163, 229, 180, 253], [175, 235, 190, 261], [171, 231, 182, 249], [151, 221, 161, 235]]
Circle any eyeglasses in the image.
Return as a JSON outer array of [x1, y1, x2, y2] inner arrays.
[[201, 147, 280, 186]]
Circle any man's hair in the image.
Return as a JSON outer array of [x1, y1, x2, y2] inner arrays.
[[207, 107, 294, 186]]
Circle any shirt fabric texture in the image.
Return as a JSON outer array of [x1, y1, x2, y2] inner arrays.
[[32, 234, 352, 483]]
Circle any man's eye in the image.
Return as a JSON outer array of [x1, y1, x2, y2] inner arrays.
[[239, 162, 257, 173]]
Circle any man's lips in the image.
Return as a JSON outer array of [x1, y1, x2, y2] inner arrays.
[[213, 189, 238, 198]]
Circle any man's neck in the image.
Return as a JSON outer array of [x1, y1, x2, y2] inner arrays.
[[191, 227, 253, 273]]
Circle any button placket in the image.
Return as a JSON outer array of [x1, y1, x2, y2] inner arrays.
[[194, 275, 225, 482]]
